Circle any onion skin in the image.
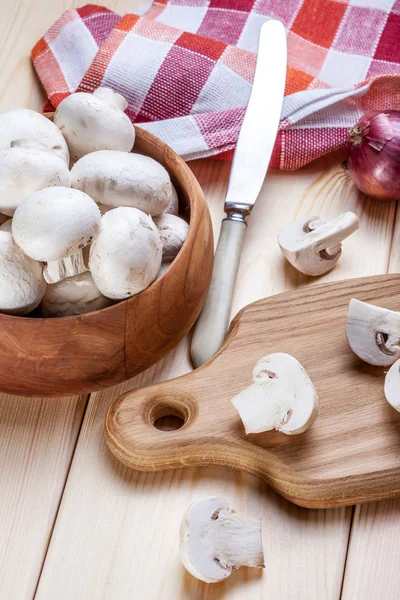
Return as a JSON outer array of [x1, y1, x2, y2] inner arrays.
[[347, 110, 400, 201]]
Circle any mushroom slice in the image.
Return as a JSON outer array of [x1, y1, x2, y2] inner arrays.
[[278, 212, 359, 276], [384, 359, 400, 411], [71, 150, 172, 216], [154, 213, 189, 261], [12, 187, 101, 284], [89, 207, 162, 300], [346, 299, 400, 366], [54, 87, 135, 162], [0, 231, 46, 315], [41, 272, 113, 318], [0, 139, 70, 216], [231, 353, 319, 435], [0, 108, 69, 163], [180, 497, 264, 584]]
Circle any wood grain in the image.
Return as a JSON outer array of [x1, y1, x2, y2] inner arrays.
[[0, 0, 397, 597], [106, 274, 400, 508], [0, 127, 213, 397], [35, 155, 390, 598]]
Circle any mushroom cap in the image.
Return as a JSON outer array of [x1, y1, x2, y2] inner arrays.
[[71, 150, 172, 216], [346, 299, 400, 366], [180, 496, 264, 584], [54, 89, 135, 162], [154, 213, 189, 261], [41, 271, 113, 317], [231, 353, 319, 435], [0, 108, 69, 164], [0, 143, 71, 216], [385, 359, 400, 411], [165, 183, 179, 215], [12, 187, 101, 262], [89, 207, 162, 300], [0, 231, 46, 315], [278, 212, 359, 276]]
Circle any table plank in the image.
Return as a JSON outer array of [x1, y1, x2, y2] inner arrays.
[[36, 156, 394, 599], [0, 0, 144, 598], [341, 203, 400, 600]]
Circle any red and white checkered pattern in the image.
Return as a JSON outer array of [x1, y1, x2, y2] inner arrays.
[[32, 1, 400, 169]]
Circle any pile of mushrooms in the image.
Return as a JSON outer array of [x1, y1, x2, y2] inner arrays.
[[0, 88, 189, 317]]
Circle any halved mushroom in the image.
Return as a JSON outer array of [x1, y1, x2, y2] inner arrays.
[[0, 139, 70, 216], [278, 212, 359, 276], [346, 299, 400, 366], [231, 353, 319, 435], [54, 87, 135, 162], [71, 150, 172, 216], [384, 359, 400, 411], [0, 108, 69, 163], [0, 231, 46, 315], [89, 207, 162, 300], [154, 213, 189, 261], [41, 272, 113, 318], [12, 187, 101, 284], [180, 496, 264, 584]]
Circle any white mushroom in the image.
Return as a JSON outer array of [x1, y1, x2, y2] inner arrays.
[[71, 150, 172, 216], [278, 212, 359, 276], [384, 359, 400, 411], [41, 272, 113, 318], [346, 299, 400, 366], [165, 183, 179, 215], [12, 187, 101, 284], [231, 353, 319, 435], [180, 496, 264, 584], [0, 231, 46, 315], [89, 207, 162, 300], [154, 213, 189, 261], [54, 87, 135, 162], [0, 108, 69, 163], [0, 139, 70, 216]]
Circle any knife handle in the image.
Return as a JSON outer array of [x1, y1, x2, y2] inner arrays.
[[191, 217, 247, 368]]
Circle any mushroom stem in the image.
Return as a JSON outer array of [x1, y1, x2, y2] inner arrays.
[[207, 508, 264, 570], [93, 87, 128, 112], [43, 250, 88, 284], [180, 497, 264, 584]]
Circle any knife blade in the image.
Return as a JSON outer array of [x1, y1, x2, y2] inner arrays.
[[191, 19, 287, 368]]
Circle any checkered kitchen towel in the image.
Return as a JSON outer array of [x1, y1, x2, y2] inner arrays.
[[32, 1, 400, 169]]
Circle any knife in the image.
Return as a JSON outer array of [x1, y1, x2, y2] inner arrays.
[[191, 19, 287, 368]]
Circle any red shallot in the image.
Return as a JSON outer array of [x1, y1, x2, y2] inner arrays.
[[347, 110, 400, 201]]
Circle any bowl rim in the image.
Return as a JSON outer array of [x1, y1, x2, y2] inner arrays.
[[1, 125, 201, 322]]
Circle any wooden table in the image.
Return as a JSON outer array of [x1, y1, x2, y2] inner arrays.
[[1, 1, 399, 598]]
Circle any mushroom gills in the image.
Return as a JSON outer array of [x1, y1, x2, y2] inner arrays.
[[346, 299, 400, 366], [180, 497, 264, 584], [231, 353, 319, 435], [44, 250, 88, 284]]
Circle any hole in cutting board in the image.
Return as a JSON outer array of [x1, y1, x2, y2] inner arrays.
[[153, 415, 185, 431]]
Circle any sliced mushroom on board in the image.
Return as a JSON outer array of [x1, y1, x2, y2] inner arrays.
[[346, 299, 400, 366], [231, 353, 319, 435]]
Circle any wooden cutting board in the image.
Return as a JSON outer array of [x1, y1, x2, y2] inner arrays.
[[106, 274, 400, 509]]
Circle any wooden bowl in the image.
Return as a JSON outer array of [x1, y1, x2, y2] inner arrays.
[[0, 127, 213, 397]]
